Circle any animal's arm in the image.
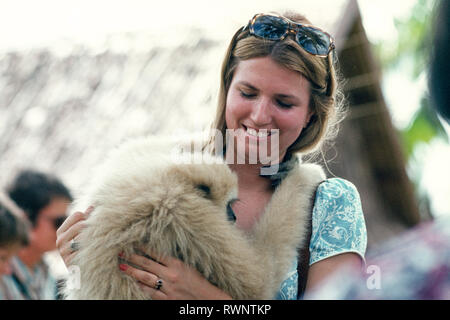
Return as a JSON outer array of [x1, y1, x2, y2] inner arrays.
[[304, 252, 363, 293]]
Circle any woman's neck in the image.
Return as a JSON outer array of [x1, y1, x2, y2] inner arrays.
[[227, 163, 273, 193], [224, 147, 287, 193]]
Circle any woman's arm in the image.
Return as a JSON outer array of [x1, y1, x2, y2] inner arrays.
[[119, 251, 233, 300], [305, 252, 363, 293], [306, 178, 367, 294]]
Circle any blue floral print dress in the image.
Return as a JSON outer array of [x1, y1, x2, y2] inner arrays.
[[276, 178, 367, 300]]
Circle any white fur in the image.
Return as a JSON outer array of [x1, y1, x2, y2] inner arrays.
[[63, 136, 325, 299]]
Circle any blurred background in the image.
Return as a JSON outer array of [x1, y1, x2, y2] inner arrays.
[[0, 0, 448, 277]]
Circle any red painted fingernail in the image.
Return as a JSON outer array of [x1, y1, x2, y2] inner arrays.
[[119, 264, 128, 271]]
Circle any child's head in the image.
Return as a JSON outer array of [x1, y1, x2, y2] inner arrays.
[[0, 192, 30, 275]]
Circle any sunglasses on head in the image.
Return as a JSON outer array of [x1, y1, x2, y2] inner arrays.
[[244, 13, 335, 57]]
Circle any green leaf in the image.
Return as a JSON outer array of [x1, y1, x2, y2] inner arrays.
[[374, 0, 435, 78], [401, 96, 448, 159]]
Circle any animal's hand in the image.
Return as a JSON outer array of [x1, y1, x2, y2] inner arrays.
[[118, 250, 232, 300], [56, 206, 94, 267]]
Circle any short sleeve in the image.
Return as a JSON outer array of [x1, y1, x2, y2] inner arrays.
[[309, 178, 367, 265]]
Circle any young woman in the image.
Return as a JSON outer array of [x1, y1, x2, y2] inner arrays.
[[57, 11, 367, 300]]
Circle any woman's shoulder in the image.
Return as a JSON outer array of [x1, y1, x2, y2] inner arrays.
[[313, 177, 364, 232], [316, 177, 360, 199], [310, 177, 367, 265]]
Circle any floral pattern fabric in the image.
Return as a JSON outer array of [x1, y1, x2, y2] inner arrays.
[[276, 178, 367, 300], [275, 261, 299, 300], [310, 178, 367, 265]]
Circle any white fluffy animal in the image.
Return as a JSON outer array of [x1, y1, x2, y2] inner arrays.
[[63, 136, 325, 299]]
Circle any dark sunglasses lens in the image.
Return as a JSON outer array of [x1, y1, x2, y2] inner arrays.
[[53, 217, 66, 229], [296, 26, 331, 55], [253, 15, 288, 40]]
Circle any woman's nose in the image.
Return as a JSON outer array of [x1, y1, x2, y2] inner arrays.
[[250, 98, 272, 126]]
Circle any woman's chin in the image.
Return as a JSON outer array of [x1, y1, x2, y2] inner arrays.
[[229, 145, 280, 166]]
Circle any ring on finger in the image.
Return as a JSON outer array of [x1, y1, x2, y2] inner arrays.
[[70, 239, 80, 252], [155, 279, 163, 290]]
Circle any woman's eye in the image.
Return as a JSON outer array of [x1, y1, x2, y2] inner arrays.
[[240, 90, 256, 99], [276, 100, 293, 108]]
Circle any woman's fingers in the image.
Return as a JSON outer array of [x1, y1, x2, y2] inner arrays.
[[119, 263, 159, 288], [65, 251, 78, 266], [137, 248, 172, 267], [56, 219, 86, 253], [123, 253, 166, 277], [119, 252, 173, 299], [119, 263, 167, 299], [57, 206, 93, 235], [56, 211, 86, 237], [56, 206, 94, 267], [137, 282, 167, 300]]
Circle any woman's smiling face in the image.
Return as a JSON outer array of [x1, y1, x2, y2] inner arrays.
[[225, 56, 313, 164]]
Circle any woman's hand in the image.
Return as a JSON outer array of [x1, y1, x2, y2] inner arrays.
[[119, 250, 232, 300], [56, 206, 94, 267]]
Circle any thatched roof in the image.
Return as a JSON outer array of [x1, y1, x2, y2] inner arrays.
[[326, 0, 423, 247], [0, 31, 223, 189]]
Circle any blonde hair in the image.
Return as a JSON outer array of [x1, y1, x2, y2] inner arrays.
[[207, 11, 346, 159]]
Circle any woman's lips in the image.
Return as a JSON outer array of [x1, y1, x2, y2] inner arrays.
[[242, 124, 276, 138]]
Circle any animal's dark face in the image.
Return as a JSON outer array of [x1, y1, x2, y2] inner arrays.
[[226, 198, 238, 222], [166, 162, 238, 226], [195, 184, 237, 223]]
